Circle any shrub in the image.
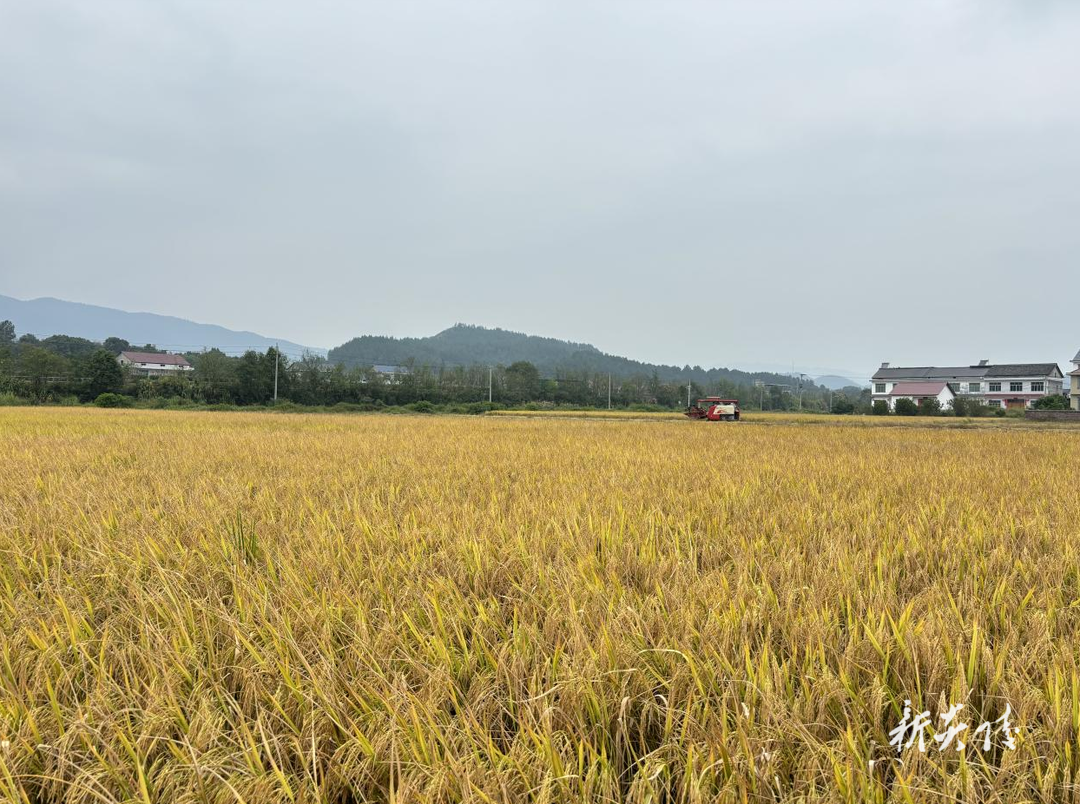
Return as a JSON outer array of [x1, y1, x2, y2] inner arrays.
[[1033, 394, 1069, 410], [331, 402, 375, 413], [94, 393, 134, 408], [918, 398, 942, 416], [893, 398, 918, 416], [406, 401, 435, 414], [445, 401, 502, 415], [831, 397, 856, 415], [951, 397, 992, 418], [871, 400, 890, 416]]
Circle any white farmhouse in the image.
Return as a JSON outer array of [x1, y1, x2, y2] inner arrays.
[[872, 361, 1063, 411], [117, 351, 193, 377]]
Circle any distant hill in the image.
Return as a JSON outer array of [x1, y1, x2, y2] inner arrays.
[[0, 295, 325, 357], [815, 374, 865, 390], [329, 324, 817, 388]]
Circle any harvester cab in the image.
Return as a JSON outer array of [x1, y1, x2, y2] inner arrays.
[[686, 397, 740, 421]]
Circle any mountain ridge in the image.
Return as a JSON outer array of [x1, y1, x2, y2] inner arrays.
[[0, 295, 325, 357]]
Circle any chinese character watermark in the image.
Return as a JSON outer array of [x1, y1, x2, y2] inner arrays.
[[889, 700, 1019, 754]]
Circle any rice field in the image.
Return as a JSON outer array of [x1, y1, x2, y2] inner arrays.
[[2, 407, 1080, 803]]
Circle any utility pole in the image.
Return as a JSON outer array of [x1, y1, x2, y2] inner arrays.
[[488, 366, 493, 403], [687, 380, 691, 409], [273, 343, 279, 402], [795, 372, 810, 411], [607, 374, 611, 410]]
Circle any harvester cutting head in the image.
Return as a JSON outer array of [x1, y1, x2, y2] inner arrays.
[[686, 397, 741, 421]]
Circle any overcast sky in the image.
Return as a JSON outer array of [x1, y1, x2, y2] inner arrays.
[[2, 0, 1078, 375]]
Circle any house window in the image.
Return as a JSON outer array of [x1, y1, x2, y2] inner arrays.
[[989, 382, 1001, 392], [1010, 382, 1023, 393], [987, 400, 1002, 408], [1032, 381, 1044, 393], [968, 382, 980, 393], [875, 383, 886, 394]]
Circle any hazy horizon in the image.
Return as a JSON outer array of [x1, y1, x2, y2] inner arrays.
[[3, 1, 1078, 372]]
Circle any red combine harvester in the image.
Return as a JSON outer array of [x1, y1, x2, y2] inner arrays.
[[686, 397, 741, 421]]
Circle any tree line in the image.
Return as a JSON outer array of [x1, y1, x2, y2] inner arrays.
[[0, 320, 868, 412]]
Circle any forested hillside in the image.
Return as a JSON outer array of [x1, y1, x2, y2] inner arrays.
[[329, 324, 805, 388]]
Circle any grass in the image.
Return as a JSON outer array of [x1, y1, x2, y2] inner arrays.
[[2, 407, 1080, 802]]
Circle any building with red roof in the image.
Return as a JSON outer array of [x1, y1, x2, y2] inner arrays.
[[117, 351, 193, 377], [886, 381, 955, 412]]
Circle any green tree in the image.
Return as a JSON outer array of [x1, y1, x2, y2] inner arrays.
[[193, 349, 236, 403], [293, 352, 328, 405], [504, 361, 541, 404], [18, 347, 70, 401], [831, 394, 856, 414], [103, 337, 131, 355], [234, 349, 284, 405], [1033, 394, 1069, 410], [872, 400, 890, 416], [85, 349, 124, 399], [0, 320, 14, 343], [235, 352, 269, 404], [894, 397, 918, 416], [40, 335, 100, 360]]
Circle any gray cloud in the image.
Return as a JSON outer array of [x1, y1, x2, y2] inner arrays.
[[2, 0, 1078, 375]]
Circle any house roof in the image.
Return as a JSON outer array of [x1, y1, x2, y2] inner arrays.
[[120, 351, 191, 367], [873, 366, 985, 380], [872, 363, 1061, 380], [1072, 348, 1080, 363], [985, 364, 1062, 378], [889, 381, 953, 397]]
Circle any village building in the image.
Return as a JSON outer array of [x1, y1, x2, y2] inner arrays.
[[871, 361, 1063, 411], [117, 351, 193, 377], [886, 381, 956, 412]]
